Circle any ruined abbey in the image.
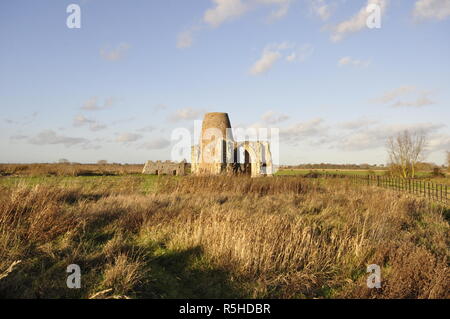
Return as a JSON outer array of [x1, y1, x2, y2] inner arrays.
[[191, 112, 273, 177], [143, 112, 273, 177]]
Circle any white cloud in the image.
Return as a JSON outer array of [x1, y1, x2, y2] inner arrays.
[[337, 122, 445, 151], [250, 42, 313, 75], [176, 30, 194, 49], [338, 118, 379, 130], [338, 56, 371, 68], [413, 0, 450, 21], [140, 137, 171, 150], [261, 111, 290, 124], [263, 0, 292, 20], [28, 130, 92, 148], [73, 115, 95, 126], [286, 44, 314, 63], [372, 86, 416, 104], [100, 43, 130, 61], [169, 107, 206, 122], [392, 93, 435, 108], [204, 0, 248, 27], [177, 26, 203, 49], [250, 51, 281, 75], [203, 0, 293, 27], [73, 115, 107, 132], [372, 86, 435, 107], [81, 97, 114, 111], [89, 123, 107, 132], [428, 133, 450, 152], [116, 133, 142, 143], [330, 0, 388, 42], [179, 0, 293, 48], [280, 118, 328, 144], [309, 0, 332, 20], [3, 112, 39, 126]]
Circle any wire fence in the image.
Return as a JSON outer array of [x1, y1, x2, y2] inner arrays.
[[310, 173, 449, 204], [346, 174, 449, 205]]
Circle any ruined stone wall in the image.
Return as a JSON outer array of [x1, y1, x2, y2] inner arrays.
[[142, 160, 188, 176], [191, 139, 273, 177], [191, 112, 274, 177]]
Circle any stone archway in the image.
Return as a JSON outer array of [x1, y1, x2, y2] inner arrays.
[[235, 142, 260, 177]]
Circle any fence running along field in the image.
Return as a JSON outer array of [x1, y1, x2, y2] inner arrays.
[[347, 174, 449, 204]]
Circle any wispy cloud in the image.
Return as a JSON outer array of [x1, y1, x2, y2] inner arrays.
[[329, 0, 388, 42], [250, 51, 281, 75], [204, 0, 248, 27], [413, 0, 450, 21], [81, 97, 115, 111], [3, 112, 39, 126], [261, 111, 290, 124], [372, 86, 416, 104], [178, 0, 294, 48], [73, 115, 107, 131], [309, 0, 333, 20], [338, 56, 371, 68], [140, 137, 171, 150], [250, 42, 313, 75], [338, 118, 379, 130], [392, 93, 435, 108], [280, 118, 328, 145], [372, 86, 435, 108], [116, 133, 142, 143], [100, 43, 130, 61], [177, 27, 202, 49], [28, 130, 93, 148], [168, 107, 206, 122], [337, 122, 445, 151]]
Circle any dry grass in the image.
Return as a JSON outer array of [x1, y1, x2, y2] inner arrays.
[[0, 175, 448, 298], [101, 253, 145, 297], [0, 163, 143, 177]]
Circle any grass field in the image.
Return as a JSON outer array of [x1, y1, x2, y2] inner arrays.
[[276, 168, 450, 186], [0, 173, 448, 299]]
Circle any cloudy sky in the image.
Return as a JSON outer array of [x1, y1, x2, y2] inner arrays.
[[1, 0, 449, 165]]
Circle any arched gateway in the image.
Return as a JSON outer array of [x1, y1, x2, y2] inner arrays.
[[191, 113, 273, 177]]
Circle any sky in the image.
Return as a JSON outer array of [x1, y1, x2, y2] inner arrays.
[[0, 0, 449, 165]]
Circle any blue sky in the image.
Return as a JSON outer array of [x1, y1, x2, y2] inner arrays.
[[1, 0, 449, 165]]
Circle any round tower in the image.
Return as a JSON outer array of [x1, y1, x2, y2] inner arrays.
[[200, 112, 233, 150]]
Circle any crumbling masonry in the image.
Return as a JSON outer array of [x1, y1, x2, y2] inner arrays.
[[142, 160, 188, 176], [191, 113, 273, 177]]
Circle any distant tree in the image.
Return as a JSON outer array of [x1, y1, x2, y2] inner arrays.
[[58, 158, 70, 164], [386, 130, 427, 178], [97, 160, 108, 165]]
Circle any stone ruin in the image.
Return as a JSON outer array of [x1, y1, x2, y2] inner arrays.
[[142, 160, 189, 176], [191, 112, 274, 177], [142, 113, 273, 177]]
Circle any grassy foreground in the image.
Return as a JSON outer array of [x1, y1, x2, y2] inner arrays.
[[0, 175, 448, 299]]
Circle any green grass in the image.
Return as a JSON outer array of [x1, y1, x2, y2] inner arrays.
[[276, 168, 447, 179], [0, 175, 161, 193]]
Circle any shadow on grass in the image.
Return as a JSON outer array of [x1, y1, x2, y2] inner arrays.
[[139, 245, 245, 299], [0, 242, 246, 299]]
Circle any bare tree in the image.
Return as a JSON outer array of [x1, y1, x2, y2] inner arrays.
[[386, 130, 427, 178]]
